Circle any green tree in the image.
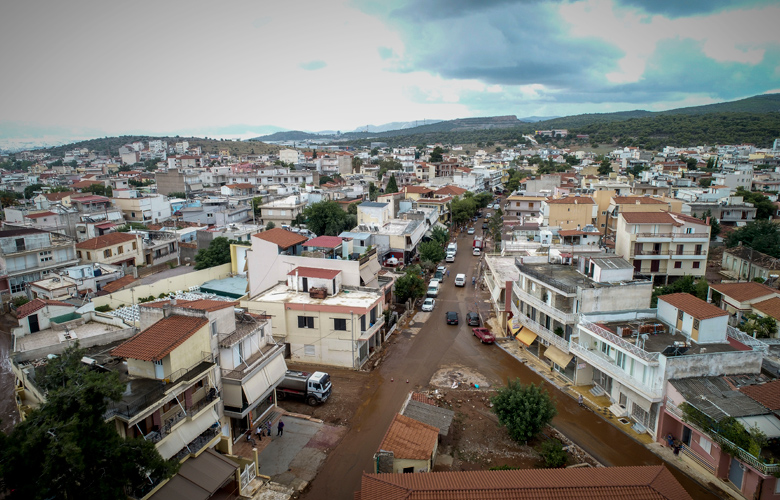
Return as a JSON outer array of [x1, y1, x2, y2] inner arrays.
[[474, 192, 492, 209], [725, 220, 780, 258], [304, 201, 354, 236], [84, 184, 113, 197], [194, 236, 232, 269], [265, 221, 276, 230], [169, 192, 187, 199], [0, 190, 21, 208], [735, 188, 775, 220], [740, 313, 778, 339], [429, 146, 444, 163], [352, 156, 363, 172], [0, 344, 177, 499], [431, 227, 449, 247], [491, 380, 557, 443], [24, 183, 45, 199], [597, 159, 613, 176], [699, 178, 714, 188], [651, 276, 709, 307], [488, 207, 504, 242], [319, 175, 334, 186], [419, 240, 446, 263], [385, 173, 399, 194], [370, 147, 379, 156], [368, 182, 379, 201], [347, 202, 359, 215], [394, 265, 426, 303], [538, 439, 568, 468]]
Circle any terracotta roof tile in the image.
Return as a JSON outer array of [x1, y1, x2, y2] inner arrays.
[[24, 211, 57, 219], [356, 465, 692, 500], [752, 297, 780, 320], [621, 212, 678, 224], [433, 186, 467, 196], [613, 196, 667, 205], [288, 266, 341, 279], [75, 232, 138, 250], [111, 315, 208, 361], [377, 413, 439, 461], [740, 380, 780, 410], [410, 393, 437, 406], [303, 236, 343, 248], [252, 228, 308, 249], [403, 186, 434, 194], [659, 293, 729, 320], [669, 212, 709, 226], [710, 282, 778, 303], [16, 298, 75, 319], [101, 275, 137, 293], [43, 191, 74, 201]]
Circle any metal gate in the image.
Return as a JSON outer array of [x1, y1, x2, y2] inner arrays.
[[728, 457, 744, 490]]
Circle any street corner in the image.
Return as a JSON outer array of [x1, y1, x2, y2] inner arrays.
[[430, 365, 492, 389]]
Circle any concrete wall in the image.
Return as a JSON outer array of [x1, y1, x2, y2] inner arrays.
[[15, 326, 137, 362], [579, 283, 653, 314], [168, 324, 211, 374], [391, 457, 432, 474], [91, 263, 232, 310], [661, 350, 764, 380]]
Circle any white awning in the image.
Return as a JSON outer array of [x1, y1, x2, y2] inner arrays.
[[736, 415, 780, 439], [157, 407, 219, 460], [242, 354, 286, 403], [543, 345, 573, 368]]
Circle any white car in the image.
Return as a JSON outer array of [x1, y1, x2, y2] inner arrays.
[[467, 227, 475, 235], [437, 265, 447, 274], [454, 273, 466, 286], [421, 298, 436, 311], [473, 247, 481, 256], [445, 253, 455, 263]]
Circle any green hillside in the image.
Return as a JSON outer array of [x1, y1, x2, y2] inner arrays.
[[41, 136, 279, 157]]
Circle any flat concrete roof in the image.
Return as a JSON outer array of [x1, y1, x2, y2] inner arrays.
[[485, 256, 521, 283], [596, 318, 737, 356], [252, 283, 381, 309]]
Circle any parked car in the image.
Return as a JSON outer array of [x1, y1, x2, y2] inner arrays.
[[435, 270, 444, 281], [472, 327, 495, 344], [437, 265, 447, 274], [446, 311, 459, 325], [454, 273, 466, 286], [482, 222, 488, 229], [421, 298, 436, 312], [445, 253, 455, 263], [467, 227, 475, 235], [473, 247, 481, 256], [466, 312, 480, 326]]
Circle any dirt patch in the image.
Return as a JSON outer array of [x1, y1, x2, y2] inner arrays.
[[278, 364, 371, 427], [430, 365, 491, 389]]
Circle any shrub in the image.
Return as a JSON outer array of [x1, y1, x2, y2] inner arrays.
[[538, 439, 568, 468]]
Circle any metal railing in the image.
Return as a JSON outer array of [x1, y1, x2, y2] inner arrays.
[[571, 342, 662, 400], [633, 250, 706, 257], [515, 313, 570, 352], [514, 289, 578, 324], [578, 317, 661, 363], [726, 326, 769, 353], [636, 232, 708, 239]]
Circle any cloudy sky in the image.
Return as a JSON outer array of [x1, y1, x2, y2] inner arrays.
[[1, 0, 778, 143]]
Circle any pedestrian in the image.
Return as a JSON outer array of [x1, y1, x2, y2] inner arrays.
[[447, 270, 450, 277], [256, 425, 263, 441], [578, 394, 584, 407], [277, 420, 285, 436], [266, 421, 272, 437], [246, 432, 256, 446]]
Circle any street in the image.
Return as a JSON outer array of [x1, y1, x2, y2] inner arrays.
[[302, 220, 725, 500]]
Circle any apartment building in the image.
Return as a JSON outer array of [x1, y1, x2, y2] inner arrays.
[[257, 195, 307, 226], [75, 232, 143, 267], [604, 196, 671, 239], [155, 166, 203, 195], [0, 228, 79, 296], [112, 189, 172, 224], [541, 196, 596, 230], [510, 256, 652, 382], [721, 246, 780, 282], [682, 196, 756, 226], [615, 212, 710, 284], [505, 194, 546, 220]]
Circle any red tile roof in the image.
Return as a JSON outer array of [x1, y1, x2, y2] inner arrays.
[[111, 315, 209, 361], [101, 275, 137, 294], [24, 211, 57, 219], [613, 196, 667, 205], [303, 235, 343, 248], [621, 212, 678, 225], [752, 297, 780, 320], [433, 186, 467, 196], [709, 282, 778, 303], [355, 465, 692, 500], [16, 298, 75, 319], [75, 232, 138, 250], [43, 191, 74, 201], [252, 228, 308, 249], [668, 212, 709, 226], [740, 380, 780, 410], [545, 196, 594, 205], [377, 413, 439, 461], [288, 266, 341, 279], [410, 393, 437, 406], [71, 180, 103, 189], [659, 293, 729, 320], [403, 186, 434, 194]]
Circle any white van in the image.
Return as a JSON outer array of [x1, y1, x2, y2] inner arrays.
[[454, 273, 466, 287], [427, 279, 440, 297]]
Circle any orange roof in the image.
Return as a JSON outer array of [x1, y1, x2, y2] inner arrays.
[[71, 180, 103, 189], [355, 465, 692, 500], [101, 275, 137, 294], [288, 266, 341, 279], [253, 228, 308, 249], [404, 186, 434, 194], [16, 298, 75, 319], [43, 191, 74, 201], [709, 282, 778, 303], [740, 380, 780, 410], [659, 293, 729, 320], [545, 196, 594, 205], [613, 196, 667, 205], [24, 211, 57, 219], [752, 297, 780, 320], [668, 212, 709, 226], [111, 315, 208, 361], [76, 232, 138, 250], [377, 413, 439, 461], [434, 186, 467, 196], [621, 212, 678, 225]]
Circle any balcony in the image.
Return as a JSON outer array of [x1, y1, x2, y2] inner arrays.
[[358, 316, 385, 341], [222, 343, 284, 382], [514, 310, 571, 353], [514, 288, 578, 324], [635, 232, 709, 241], [571, 342, 661, 401], [578, 318, 660, 363]]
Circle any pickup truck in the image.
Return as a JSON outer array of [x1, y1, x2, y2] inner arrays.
[[472, 327, 495, 344]]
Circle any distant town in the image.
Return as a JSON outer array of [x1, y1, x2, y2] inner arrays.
[[2, 133, 780, 500]]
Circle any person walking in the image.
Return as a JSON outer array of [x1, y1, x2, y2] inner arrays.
[[277, 420, 285, 436], [266, 421, 272, 437], [578, 394, 584, 407]]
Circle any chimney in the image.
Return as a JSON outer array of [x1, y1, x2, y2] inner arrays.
[[170, 297, 177, 306], [705, 217, 711, 225]]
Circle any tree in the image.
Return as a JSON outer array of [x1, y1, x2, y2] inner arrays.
[[491, 380, 557, 443], [429, 146, 444, 163], [725, 220, 780, 258], [319, 175, 334, 186], [368, 182, 378, 201], [194, 236, 232, 269], [394, 265, 426, 303], [352, 156, 363, 172], [651, 276, 709, 307], [385, 173, 399, 194], [24, 183, 45, 199], [538, 439, 568, 468], [474, 192, 492, 209], [304, 201, 354, 236], [597, 159, 612, 176], [735, 188, 775, 220], [347, 202, 359, 215], [370, 147, 379, 156], [488, 207, 504, 242], [84, 184, 113, 197], [265, 221, 276, 230], [431, 227, 449, 247], [0, 344, 177, 499], [740, 313, 778, 339], [0, 190, 21, 208], [419, 240, 445, 263]]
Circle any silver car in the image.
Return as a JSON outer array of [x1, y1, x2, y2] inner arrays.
[[422, 298, 436, 311]]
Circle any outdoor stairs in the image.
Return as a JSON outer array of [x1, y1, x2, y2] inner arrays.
[[589, 386, 605, 398], [609, 403, 628, 417]]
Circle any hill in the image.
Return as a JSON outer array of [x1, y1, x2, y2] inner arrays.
[[40, 136, 280, 157]]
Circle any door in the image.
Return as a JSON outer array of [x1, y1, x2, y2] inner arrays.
[[633, 260, 641, 273], [28, 314, 40, 333], [682, 426, 692, 446], [653, 243, 661, 255], [695, 244, 702, 256], [650, 260, 660, 273], [676, 244, 683, 255], [301, 277, 308, 292], [153, 360, 164, 379], [728, 457, 744, 489]]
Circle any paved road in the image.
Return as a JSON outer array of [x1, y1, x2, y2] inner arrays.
[[302, 219, 723, 500]]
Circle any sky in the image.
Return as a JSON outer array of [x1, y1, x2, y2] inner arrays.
[[1, 0, 779, 145]]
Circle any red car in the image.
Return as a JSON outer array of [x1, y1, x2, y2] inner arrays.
[[472, 327, 495, 344]]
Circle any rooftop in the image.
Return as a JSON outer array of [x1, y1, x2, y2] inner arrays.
[[659, 293, 729, 320], [710, 282, 778, 303], [14, 320, 126, 354], [76, 232, 138, 250], [288, 266, 341, 279], [303, 235, 343, 248], [613, 196, 668, 205], [251, 282, 381, 309], [252, 227, 308, 249], [401, 399, 454, 437], [359, 202, 389, 208], [485, 256, 521, 283], [111, 315, 209, 361], [377, 413, 439, 460], [752, 297, 780, 320], [517, 262, 642, 294], [545, 196, 594, 205], [724, 246, 780, 270], [740, 379, 780, 411], [594, 317, 737, 355], [101, 275, 137, 294], [16, 298, 74, 319], [671, 377, 769, 420]]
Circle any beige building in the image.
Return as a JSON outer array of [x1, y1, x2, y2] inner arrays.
[[374, 413, 439, 474], [604, 196, 671, 239], [505, 194, 546, 220], [541, 196, 596, 230], [258, 195, 307, 226], [615, 211, 710, 284], [75, 232, 143, 267]]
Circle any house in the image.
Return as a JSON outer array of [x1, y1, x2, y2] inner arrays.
[[615, 211, 710, 284], [721, 246, 780, 282], [505, 194, 546, 221], [604, 196, 671, 238], [400, 393, 454, 437], [301, 235, 345, 259], [357, 202, 392, 227], [252, 228, 309, 257], [402, 185, 433, 201], [355, 465, 692, 500], [112, 189, 172, 223], [220, 183, 255, 197], [257, 195, 307, 226], [244, 266, 385, 369], [749, 297, 780, 336], [708, 281, 780, 324], [374, 413, 439, 474], [13, 298, 76, 336], [0, 228, 80, 297], [75, 232, 144, 267], [541, 196, 596, 230]]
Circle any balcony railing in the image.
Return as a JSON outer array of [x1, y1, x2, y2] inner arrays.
[[514, 288, 578, 324], [222, 344, 284, 382], [633, 250, 706, 257], [578, 317, 660, 363], [359, 316, 385, 340], [636, 232, 708, 239], [515, 312, 570, 352], [726, 326, 769, 353], [571, 342, 661, 400]]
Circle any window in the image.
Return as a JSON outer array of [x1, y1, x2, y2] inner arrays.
[[674, 262, 682, 269], [77, 250, 82, 258], [132, 242, 137, 250], [693, 262, 700, 269], [600, 342, 611, 356], [616, 351, 627, 370], [686, 227, 694, 234], [86, 252, 91, 259], [602, 211, 607, 215], [334, 318, 347, 331], [601, 223, 606, 227], [693, 319, 700, 330], [298, 316, 314, 329], [103, 249, 112, 258], [210, 321, 217, 336], [131, 212, 136, 218], [304, 344, 315, 356], [678, 310, 684, 320], [117, 246, 124, 254]]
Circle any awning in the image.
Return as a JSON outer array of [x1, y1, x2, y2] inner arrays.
[[509, 318, 523, 336], [149, 448, 237, 500], [517, 328, 537, 347], [544, 345, 574, 368], [95, 222, 116, 229], [360, 265, 374, 286], [242, 355, 286, 403], [157, 407, 219, 460], [737, 415, 780, 439]]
